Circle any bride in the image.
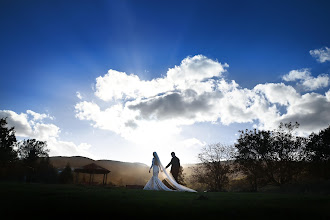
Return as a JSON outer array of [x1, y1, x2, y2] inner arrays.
[[143, 152, 196, 192]]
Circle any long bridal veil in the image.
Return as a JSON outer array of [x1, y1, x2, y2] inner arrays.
[[153, 152, 196, 192]]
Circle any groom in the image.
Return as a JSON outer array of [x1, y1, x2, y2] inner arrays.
[[165, 152, 180, 183]]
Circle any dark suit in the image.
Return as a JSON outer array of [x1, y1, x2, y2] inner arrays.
[[166, 156, 180, 182]]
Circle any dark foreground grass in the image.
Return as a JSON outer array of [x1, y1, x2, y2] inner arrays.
[[1, 182, 329, 219]]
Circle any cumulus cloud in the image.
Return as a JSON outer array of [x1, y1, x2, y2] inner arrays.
[[0, 110, 33, 137], [94, 55, 228, 102], [166, 55, 229, 94], [76, 55, 229, 146], [276, 92, 330, 133], [128, 90, 222, 122], [94, 69, 173, 101], [302, 74, 329, 91], [75, 55, 330, 143], [254, 83, 300, 106], [27, 110, 54, 121], [75, 101, 139, 138], [282, 69, 310, 81], [0, 109, 93, 158], [282, 69, 329, 91], [32, 123, 60, 140], [309, 46, 330, 63]]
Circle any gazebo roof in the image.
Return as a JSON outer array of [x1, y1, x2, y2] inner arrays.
[[74, 163, 110, 174]]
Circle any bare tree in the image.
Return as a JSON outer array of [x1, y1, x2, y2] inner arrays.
[[192, 143, 235, 191]]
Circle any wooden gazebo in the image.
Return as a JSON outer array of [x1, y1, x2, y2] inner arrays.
[[74, 163, 110, 185]]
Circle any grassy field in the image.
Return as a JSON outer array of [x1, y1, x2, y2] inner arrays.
[[1, 182, 329, 219]]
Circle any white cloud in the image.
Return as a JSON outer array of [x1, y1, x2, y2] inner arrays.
[[33, 123, 60, 140], [27, 110, 54, 121], [75, 101, 139, 138], [167, 55, 229, 94], [309, 46, 330, 63], [45, 138, 94, 158], [282, 69, 310, 81], [75, 55, 330, 149], [0, 110, 32, 137], [254, 83, 299, 106], [0, 109, 93, 158], [282, 69, 329, 91], [302, 74, 329, 91], [75, 101, 101, 122], [76, 55, 230, 147], [95, 69, 145, 101], [167, 55, 228, 82], [94, 69, 174, 101], [0, 110, 58, 139], [276, 92, 330, 134], [216, 87, 256, 125], [94, 55, 228, 102]]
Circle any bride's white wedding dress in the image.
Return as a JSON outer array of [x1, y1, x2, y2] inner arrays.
[[143, 157, 173, 191], [143, 152, 196, 192]]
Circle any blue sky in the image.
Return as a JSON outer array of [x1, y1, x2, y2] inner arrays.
[[1, 0, 330, 164]]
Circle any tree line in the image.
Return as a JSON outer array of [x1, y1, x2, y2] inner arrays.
[[191, 122, 330, 192], [0, 117, 73, 183], [1, 116, 329, 191]]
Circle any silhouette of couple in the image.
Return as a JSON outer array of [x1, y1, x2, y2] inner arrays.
[[143, 152, 196, 192]]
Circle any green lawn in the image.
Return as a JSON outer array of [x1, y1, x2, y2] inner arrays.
[[1, 182, 329, 219]]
